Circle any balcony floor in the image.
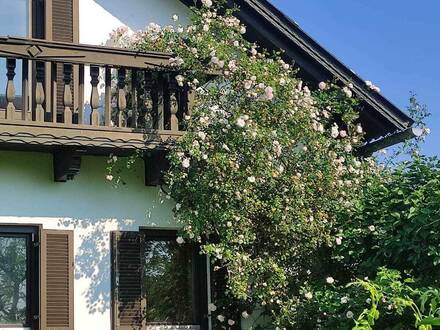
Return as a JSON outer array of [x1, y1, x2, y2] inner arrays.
[[0, 118, 183, 155]]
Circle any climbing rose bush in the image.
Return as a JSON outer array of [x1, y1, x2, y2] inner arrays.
[[105, 1, 419, 328]]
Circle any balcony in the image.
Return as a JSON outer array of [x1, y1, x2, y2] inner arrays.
[[0, 36, 192, 154], [0, 37, 194, 182]]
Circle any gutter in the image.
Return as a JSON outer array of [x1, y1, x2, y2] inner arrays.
[[356, 127, 423, 156]]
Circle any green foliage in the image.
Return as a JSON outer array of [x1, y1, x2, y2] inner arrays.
[[392, 94, 431, 159], [336, 156, 440, 283], [351, 268, 440, 330], [294, 156, 440, 329]]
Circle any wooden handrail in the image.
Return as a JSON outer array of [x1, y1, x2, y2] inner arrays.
[[0, 36, 174, 69]]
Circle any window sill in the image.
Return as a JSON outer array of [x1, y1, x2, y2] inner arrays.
[[146, 325, 201, 330]]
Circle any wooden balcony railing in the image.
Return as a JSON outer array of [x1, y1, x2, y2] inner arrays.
[[0, 36, 193, 154]]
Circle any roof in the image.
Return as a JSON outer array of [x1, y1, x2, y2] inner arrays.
[[181, 0, 414, 142]]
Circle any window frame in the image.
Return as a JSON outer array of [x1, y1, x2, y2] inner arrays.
[[0, 225, 40, 329], [32, 0, 45, 39], [140, 228, 208, 329]]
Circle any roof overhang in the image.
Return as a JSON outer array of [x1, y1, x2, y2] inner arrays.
[[180, 0, 415, 144]]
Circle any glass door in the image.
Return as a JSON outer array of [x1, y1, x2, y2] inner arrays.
[[0, 227, 39, 330], [0, 234, 31, 326]]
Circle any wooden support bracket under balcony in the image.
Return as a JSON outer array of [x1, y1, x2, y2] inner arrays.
[[53, 148, 85, 182], [144, 150, 169, 186]]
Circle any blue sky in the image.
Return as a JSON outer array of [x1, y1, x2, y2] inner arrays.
[[270, 0, 439, 156]]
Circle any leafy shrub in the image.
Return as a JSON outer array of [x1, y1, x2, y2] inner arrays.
[[337, 156, 440, 283], [294, 157, 440, 329]]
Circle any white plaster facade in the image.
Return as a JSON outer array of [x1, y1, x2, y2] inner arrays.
[[0, 151, 177, 329], [79, 0, 190, 45], [0, 2, 193, 328]]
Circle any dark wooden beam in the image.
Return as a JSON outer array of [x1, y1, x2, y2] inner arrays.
[[0, 120, 183, 152], [144, 150, 169, 186], [0, 36, 173, 70], [53, 148, 85, 182], [357, 127, 423, 157]]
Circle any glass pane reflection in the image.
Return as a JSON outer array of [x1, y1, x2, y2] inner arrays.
[[144, 240, 196, 324], [0, 0, 29, 37], [0, 0, 28, 108], [0, 236, 28, 325]]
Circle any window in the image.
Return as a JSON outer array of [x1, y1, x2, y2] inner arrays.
[[0, 0, 29, 37], [112, 230, 208, 329], [144, 231, 201, 325], [0, 235, 28, 324], [0, 226, 38, 328]]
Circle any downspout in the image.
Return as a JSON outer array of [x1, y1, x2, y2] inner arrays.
[[356, 127, 424, 157]]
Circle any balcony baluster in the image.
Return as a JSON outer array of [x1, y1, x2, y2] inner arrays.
[[169, 76, 179, 132], [116, 68, 126, 127], [90, 65, 100, 126], [63, 64, 73, 125], [131, 69, 138, 128], [5, 58, 16, 120], [104, 67, 112, 127], [156, 74, 164, 130], [143, 71, 154, 129], [35, 61, 45, 122], [21, 59, 29, 120]]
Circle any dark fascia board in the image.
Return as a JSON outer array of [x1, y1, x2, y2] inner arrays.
[[180, 0, 414, 139], [357, 127, 423, 156]]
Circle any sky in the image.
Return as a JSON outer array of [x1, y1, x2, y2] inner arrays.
[[270, 0, 439, 156], [0, 1, 27, 100]]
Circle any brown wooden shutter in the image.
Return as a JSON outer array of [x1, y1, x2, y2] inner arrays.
[[111, 231, 146, 330], [52, 0, 74, 43], [51, 0, 76, 116], [41, 229, 74, 330]]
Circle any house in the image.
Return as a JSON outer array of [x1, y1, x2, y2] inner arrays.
[[0, 0, 418, 329]]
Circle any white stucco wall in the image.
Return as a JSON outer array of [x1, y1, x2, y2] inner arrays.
[[79, 0, 191, 46], [0, 151, 177, 330]]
